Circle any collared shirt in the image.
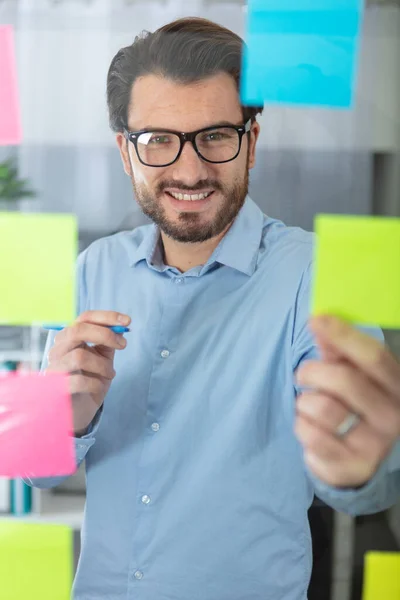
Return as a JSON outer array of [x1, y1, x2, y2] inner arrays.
[[32, 197, 400, 600]]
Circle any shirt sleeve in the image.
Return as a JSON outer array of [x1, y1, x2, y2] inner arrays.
[[25, 248, 100, 490], [292, 261, 400, 515]]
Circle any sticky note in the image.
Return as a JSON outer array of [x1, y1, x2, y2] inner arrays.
[[0, 213, 77, 326], [312, 214, 400, 329], [241, 0, 363, 108], [362, 552, 400, 600], [0, 372, 76, 478], [0, 25, 22, 145], [0, 521, 73, 600]]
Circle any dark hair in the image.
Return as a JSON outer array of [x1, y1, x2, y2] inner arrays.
[[106, 17, 263, 133]]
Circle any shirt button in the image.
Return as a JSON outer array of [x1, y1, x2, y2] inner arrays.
[[175, 278, 183, 284], [161, 349, 170, 358], [151, 422, 160, 432], [141, 495, 151, 505], [134, 570, 143, 580]]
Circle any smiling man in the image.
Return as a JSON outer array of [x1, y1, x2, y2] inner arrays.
[[30, 17, 400, 600], [112, 29, 259, 271]]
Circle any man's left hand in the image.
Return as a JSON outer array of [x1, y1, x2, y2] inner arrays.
[[295, 316, 400, 488]]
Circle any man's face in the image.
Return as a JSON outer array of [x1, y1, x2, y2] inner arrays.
[[116, 72, 260, 243]]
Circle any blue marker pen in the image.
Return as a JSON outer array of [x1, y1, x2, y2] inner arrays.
[[43, 325, 130, 334]]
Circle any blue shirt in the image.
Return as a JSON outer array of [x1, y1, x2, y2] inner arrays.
[[31, 197, 400, 600]]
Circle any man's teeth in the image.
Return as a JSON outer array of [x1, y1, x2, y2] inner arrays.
[[169, 191, 212, 201]]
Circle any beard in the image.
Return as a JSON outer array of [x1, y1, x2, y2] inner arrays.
[[130, 164, 250, 244]]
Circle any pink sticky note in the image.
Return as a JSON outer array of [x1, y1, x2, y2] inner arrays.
[[0, 25, 22, 145], [0, 372, 76, 478]]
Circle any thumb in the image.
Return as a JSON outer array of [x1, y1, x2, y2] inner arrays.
[[314, 332, 342, 363], [93, 345, 116, 360]]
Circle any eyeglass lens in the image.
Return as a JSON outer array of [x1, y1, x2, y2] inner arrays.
[[136, 127, 240, 166]]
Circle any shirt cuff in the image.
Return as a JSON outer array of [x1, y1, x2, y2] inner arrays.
[[74, 431, 96, 463]]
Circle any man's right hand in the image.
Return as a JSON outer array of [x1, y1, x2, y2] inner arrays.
[[46, 310, 131, 436]]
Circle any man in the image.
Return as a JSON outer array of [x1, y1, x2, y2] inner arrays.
[[30, 17, 400, 600]]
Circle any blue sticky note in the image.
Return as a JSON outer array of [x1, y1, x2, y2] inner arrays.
[[241, 0, 363, 108]]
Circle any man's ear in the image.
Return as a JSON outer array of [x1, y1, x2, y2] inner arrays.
[[116, 133, 132, 177], [248, 121, 260, 170]]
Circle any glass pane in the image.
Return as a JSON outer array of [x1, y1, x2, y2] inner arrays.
[[137, 131, 180, 165], [195, 127, 239, 162]]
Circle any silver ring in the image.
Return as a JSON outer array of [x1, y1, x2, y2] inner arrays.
[[335, 412, 361, 438]]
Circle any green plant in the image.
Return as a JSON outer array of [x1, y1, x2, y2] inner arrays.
[[0, 158, 36, 202]]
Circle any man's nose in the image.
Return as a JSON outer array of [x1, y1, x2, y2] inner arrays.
[[171, 141, 209, 186]]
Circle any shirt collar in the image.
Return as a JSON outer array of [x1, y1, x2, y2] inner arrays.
[[210, 196, 265, 276], [127, 223, 161, 269], [127, 196, 265, 276]]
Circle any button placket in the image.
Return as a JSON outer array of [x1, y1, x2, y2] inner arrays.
[[129, 271, 188, 587]]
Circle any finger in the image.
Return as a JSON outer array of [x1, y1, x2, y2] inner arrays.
[[296, 391, 390, 459], [92, 345, 116, 361], [297, 361, 400, 439], [51, 322, 126, 359], [295, 415, 385, 487], [302, 448, 372, 489], [312, 335, 342, 363], [297, 390, 351, 432], [47, 334, 79, 364], [310, 316, 400, 397], [75, 310, 131, 327], [295, 414, 353, 460], [47, 347, 116, 381], [47, 338, 84, 364]]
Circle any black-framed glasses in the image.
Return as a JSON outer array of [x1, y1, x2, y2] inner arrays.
[[123, 119, 252, 167]]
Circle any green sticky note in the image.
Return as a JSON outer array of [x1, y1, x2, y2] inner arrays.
[[0, 521, 73, 600], [312, 214, 400, 329], [362, 552, 400, 600], [0, 213, 77, 326]]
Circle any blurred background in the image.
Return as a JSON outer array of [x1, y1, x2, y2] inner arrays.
[[0, 0, 399, 599]]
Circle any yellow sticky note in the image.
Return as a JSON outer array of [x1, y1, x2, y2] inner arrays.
[[0, 521, 73, 600], [0, 213, 77, 326], [362, 551, 400, 600], [312, 214, 400, 329]]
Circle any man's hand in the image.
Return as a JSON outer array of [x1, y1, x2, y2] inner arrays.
[[294, 315, 400, 488], [46, 310, 131, 436]]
